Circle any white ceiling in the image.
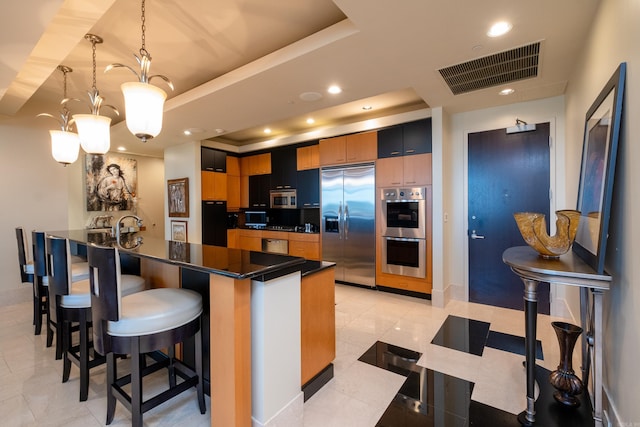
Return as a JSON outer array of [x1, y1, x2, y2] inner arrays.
[[0, 0, 600, 158]]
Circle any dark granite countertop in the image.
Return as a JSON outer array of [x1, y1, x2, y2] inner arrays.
[[47, 229, 306, 281], [301, 260, 335, 277]]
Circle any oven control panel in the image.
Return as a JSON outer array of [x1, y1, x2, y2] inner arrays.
[[382, 187, 425, 201]]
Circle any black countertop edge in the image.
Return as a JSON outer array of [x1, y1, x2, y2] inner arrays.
[[301, 261, 336, 277]]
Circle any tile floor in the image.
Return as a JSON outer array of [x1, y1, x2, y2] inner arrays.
[[0, 283, 590, 426]]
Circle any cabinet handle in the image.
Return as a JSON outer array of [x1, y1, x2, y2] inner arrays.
[[215, 168, 224, 172], [390, 151, 400, 156], [405, 149, 415, 154], [205, 167, 214, 170], [303, 203, 311, 207]]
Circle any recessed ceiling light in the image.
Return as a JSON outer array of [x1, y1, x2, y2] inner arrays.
[[183, 130, 192, 136], [264, 128, 272, 134], [487, 21, 512, 37], [214, 128, 225, 134], [362, 105, 372, 110], [117, 146, 126, 151], [327, 85, 342, 94], [499, 88, 515, 95], [183, 127, 205, 136], [306, 118, 315, 124]]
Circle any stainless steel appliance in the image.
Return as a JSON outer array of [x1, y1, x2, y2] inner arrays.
[[382, 236, 426, 278], [245, 211, 267, 228], [321, 164, 375, 287], [380, 187, 427, 278], [270, 189, 297, 209], [262, 238, 288, 255], [381, 187, 426, 238]]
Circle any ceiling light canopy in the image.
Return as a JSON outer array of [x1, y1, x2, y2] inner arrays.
[[73, 34, 119, 155], [106, 0, 173, 143], [37, 65, 80, 166]]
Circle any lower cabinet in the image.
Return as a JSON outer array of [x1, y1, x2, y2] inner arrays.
[[301, 266, 335, 386], [288, 233, 320, 260], [202, 201, 227, 246]]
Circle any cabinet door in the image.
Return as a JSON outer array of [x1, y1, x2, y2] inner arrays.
[[249, 153, 271, 175], [201, 171, 227, 200], [271, 148, 297, 189], [296, 145, 319, 170], [346, 131, 377, 162], [319, 136, 346, 165], [240, 175, 249, 208], [202, 201, 227, 246], [403, 153, 432, 186], [297, 168, 320, 208], [377, 126, 403, 158], [227, 174, 240, 210], [376, 157, 403, 187], [227, 156, 240, 175], [201, 148, 227, 172], [403, 119, 432, 155], [249, 175, 270, 208]]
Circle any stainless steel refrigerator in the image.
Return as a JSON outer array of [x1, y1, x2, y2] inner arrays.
[[321, 163, 375, 287]]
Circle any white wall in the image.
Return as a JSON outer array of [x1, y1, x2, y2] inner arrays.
[[0, 113, 165, 290], [444, 97, 571, 315], [564, 0, 640, 424], [164, 141, 201, 243]]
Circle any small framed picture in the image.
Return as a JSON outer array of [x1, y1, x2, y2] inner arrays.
[[171, 220, 188, 242], [168, 178, 189, 217]]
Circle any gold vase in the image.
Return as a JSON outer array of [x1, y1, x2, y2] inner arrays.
[[513, 210, 581, 259]]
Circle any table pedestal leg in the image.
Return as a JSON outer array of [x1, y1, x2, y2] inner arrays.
[[518, 278, 538, 426]]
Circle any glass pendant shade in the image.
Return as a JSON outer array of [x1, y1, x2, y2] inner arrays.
[[73, 114, 112, 154], [50, 130, 80, 165], [122, 82, 167, 142]]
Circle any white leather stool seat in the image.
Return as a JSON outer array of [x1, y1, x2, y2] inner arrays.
[[24, 261, 35, 275], [60, 275, 146, 309], [108, 288, 202, 337]]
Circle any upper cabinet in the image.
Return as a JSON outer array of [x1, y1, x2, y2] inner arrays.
[[241, 153, 271, 176], [270, 147, 297, 190], [319, 131, 377, 166], [376, 153, 432, 187], [297, 144, 319, 170], [201, 147, 227, 172], [378, 118, 432, 158], [226, 156, 241, 210]]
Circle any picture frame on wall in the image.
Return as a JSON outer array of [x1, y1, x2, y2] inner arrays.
[[171, 220, 188, 242], [168, 241, 190, 262], [168, 178, 189, 218], [573, 62, 626, 274]]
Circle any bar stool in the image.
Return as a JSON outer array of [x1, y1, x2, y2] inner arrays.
[[46, 235, 146, 401], [15, 227, 38, 332], [87, 244, 206, 427], [32, 231, 91, 358]]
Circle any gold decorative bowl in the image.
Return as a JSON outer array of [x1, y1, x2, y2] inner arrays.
[[513, 210, 581, 259]]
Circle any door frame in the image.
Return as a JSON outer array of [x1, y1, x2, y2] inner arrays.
[[462, 117, 562, 315]]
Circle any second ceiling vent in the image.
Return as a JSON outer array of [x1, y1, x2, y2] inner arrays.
[[438, 42, 541, 95]]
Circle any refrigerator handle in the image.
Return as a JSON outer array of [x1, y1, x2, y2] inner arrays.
[[338, 201, 343, 239], [344, 203, 349, 239]]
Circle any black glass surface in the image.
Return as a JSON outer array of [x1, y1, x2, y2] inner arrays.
[[385, 238, 420, 268], [486, 330, 544, 360], [431, 315, 490, 357], [386, 201, 420, 229], [47, 229, 304, 280]]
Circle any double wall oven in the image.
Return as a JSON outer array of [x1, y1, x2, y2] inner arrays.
[[381, 187, 427, 279]]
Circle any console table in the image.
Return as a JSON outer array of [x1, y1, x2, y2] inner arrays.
[[502, 246, 611, 427]]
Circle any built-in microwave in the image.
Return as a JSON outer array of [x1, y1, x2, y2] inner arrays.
[[270, 189, 297, 209]]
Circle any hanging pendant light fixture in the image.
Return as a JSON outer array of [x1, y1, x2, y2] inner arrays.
[[73, 34, 119, 155], [37, 65, 80, 166], [106, 0, 173, 143]]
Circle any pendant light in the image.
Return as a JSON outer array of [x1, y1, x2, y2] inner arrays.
[[73, 34, 119, 155], [106, 0, 173, 143], [37, 65, 80, 166]]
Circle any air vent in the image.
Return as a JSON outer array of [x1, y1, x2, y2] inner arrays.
[[438, 42, 541, 95]]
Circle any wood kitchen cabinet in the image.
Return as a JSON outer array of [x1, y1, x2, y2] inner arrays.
[[238, 229, 262, 252], [319, 131, 377, 166], [201, 171, 227, 201], [376, 153, 432, 187], [249, 175, 270, 208], [201, 147, 227, 172], [227, 229, 239, 249], [247, 153, 271, 175], [297, 144, 319, 170], [378, 118, 432, 158], [226, 156, 241, 210], [271, 147, 297, 190], [288, 232, 320, 260], [297, 168, 320, 208]]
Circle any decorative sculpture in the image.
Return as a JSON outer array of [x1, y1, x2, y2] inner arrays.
[[513, 210, 581, 258]]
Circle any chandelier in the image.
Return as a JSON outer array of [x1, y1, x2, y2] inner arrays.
[[72, 34, 119, 155], [106, 0, 173, 143], [37, 65, 80, 166]]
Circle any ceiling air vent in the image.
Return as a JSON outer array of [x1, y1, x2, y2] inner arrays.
[[438, 42, 541, 95]]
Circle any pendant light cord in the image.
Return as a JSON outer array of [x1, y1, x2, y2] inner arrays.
[[91, 38, 98, 92], [140, 0, 149, 58]]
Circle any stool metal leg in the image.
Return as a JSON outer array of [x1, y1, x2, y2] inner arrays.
[[196, 325, 205, 413], [106, 352, 116, 425]]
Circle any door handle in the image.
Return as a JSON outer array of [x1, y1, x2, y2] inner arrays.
[[470, 230, 485, 239]]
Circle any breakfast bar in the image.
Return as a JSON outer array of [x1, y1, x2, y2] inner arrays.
[[47, 229, 321, 427]]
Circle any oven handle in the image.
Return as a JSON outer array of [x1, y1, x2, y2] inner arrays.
[[384, 236, 423, 242]]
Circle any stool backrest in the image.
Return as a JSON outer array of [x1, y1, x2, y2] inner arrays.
[[15, 227, 32, 283], [87, 244, 123, 355], [32, 231, 47, 278], [46, 235, 73, 298]]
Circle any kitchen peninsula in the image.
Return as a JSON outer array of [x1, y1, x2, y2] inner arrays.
[[48, 229, 336, 427]]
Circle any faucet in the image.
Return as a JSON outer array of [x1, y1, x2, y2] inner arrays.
[[114, 215, 143, 241]]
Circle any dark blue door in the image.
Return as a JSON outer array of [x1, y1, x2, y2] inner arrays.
[[468, 123, 551, 313]]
